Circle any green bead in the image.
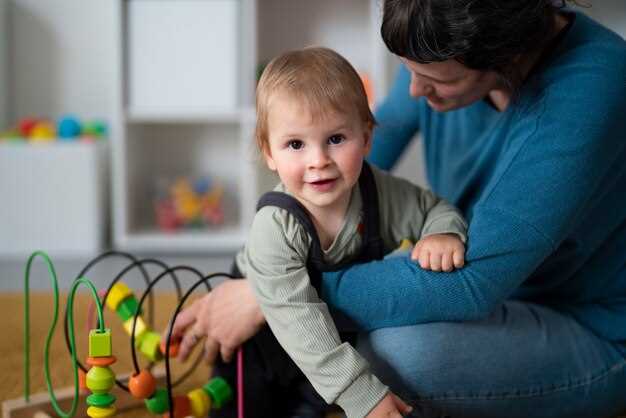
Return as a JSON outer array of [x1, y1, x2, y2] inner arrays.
[[116, 296, 141, 322], [138, 331, 163, 362], [203, 377, 233, 409], [86, 366, 115, 394], [89, 329, 112, 357], [144, 388, 169, 414], [87, 393, 116, 407]]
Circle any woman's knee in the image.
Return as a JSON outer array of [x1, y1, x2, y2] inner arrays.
[[357, 322, 465, 395]]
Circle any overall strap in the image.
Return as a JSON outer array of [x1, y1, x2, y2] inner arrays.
[[255, 162, 384, 287], [356, 161, 384, 262], [256, 191, 326, 271]]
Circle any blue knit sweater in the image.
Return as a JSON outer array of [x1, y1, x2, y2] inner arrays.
[[321, 12, 626, 341]]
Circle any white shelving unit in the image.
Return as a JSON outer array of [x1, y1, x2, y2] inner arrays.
[[111, 0, 397, 254]]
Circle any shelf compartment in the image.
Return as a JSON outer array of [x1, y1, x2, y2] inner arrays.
[[121, 123, 249, 252], [126, 0, 240, 114]]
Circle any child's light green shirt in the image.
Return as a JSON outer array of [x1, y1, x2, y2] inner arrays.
[[235, 165, 467, 417]]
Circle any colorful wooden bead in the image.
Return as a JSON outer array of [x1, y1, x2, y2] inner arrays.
[[128, 369, 157, 400], [79, 368, 89, 393], [203, 377, 232, 409], [122, 316, 147, 340], [159, 338, 180, 358], [86, 393, 116, 408], [86, 355, 117, 367], [88, 329, 112, 358], [30, 122, 55, 141], [162, 395, 191, 418], [86, 366, 115, 394], [86, 405, 116, 418], [116, 295, 141, 322], [138, 331, 163, 362], [145, 388, 170, 414], [187, 388, 211, 417], [106, 282, 133, 312]]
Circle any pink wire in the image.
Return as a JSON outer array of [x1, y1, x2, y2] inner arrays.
[[237, 346, 244, 418]]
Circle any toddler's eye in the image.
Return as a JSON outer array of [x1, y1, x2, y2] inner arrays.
[[328, 134, 345, 145], [287, 140, 303, 150]]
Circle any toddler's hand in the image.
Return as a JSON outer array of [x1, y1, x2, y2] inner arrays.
[[412, 233, 465, 272], [366, 392, 413, 418]]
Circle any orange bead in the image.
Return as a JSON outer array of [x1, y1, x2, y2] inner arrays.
[[79, 368, 89, 394], [159, 339, 180, 357], [162, 395, 191, 418], [86, 355, 117, 367], [128, 369, 157, 399]]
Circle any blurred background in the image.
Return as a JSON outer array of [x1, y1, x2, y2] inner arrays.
[[0, 0, 624, 290]]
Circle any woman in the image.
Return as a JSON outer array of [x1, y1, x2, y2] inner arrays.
[[170, 1, 626, 417]]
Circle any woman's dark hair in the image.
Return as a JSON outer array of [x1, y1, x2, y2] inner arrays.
[[381, 0, 585, 84]]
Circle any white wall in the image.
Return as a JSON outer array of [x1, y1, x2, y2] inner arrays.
[[580, 0, 626, 39], [0, 0, 7, 128], [7, 0, 117, 122]]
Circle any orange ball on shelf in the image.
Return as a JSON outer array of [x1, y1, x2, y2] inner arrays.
[[159, 338, 180, 357], [128, 369, 157, 400]]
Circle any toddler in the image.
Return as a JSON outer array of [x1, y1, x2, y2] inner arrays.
[[219, 47, 467, 418]]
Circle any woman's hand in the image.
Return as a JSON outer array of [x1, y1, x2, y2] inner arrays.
[[163, 278, 266, 364], [366, 392, 413, 418], [412, 233, 465, 272]]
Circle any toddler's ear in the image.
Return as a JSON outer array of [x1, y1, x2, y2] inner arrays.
[[363, 123, 374, 155], [264, 149, 277, 171]]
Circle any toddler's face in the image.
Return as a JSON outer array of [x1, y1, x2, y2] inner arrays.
[[264, 93, 371, 214]]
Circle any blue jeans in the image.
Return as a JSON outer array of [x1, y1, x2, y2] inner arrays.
[[357, 301, 626, 418]]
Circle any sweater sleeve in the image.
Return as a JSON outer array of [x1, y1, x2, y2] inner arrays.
[[321, 57, 626, 330], [368, 65, 422, 170], [246, 207, 388, 417]]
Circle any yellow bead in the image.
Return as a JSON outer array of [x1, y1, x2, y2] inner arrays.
[[398, 239, 414, 251], [106, 282, 133, 312], [122, 316, 148, 340], [86, 405, 116, 417], [187, 388, 211, 417]]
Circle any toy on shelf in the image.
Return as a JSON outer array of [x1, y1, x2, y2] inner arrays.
[[0, 115, 108, 143], [6, 251, 239, 418], [154, 175, 225, 232]]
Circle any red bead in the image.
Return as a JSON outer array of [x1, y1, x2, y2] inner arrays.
[[159, 339, 180, 357], [162, 395, 191, 418], [128, 369, 156, 399]]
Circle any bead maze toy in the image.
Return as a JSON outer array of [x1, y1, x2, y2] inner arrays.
[[4, 250, 242, 418]]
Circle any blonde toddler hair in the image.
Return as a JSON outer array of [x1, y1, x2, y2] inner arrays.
[[255, 47, 375, 155]]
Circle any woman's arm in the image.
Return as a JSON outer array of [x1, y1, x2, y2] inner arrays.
[[322, 205, 553, 331], [323, 66, 626, 330], [368, 65, 422, 170]]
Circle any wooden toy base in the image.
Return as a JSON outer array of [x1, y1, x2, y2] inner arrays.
[[3, 370, 167, 418]]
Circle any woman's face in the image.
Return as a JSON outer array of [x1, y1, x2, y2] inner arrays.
[[402, 58, 503, 112]]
